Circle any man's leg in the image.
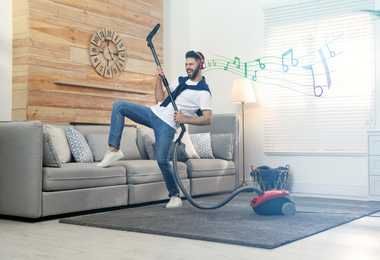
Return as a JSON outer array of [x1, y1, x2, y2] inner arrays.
[[97, 101, 154, 168], [108, 101, 153, 149], [153, 117, 182, 208]]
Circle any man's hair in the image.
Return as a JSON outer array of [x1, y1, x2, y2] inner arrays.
[[186, 51, 204, 63]]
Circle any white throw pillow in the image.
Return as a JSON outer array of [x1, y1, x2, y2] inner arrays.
[[42, 128, 62, 167], [174, 130, 200, 159], [44, 124, 71, 163]]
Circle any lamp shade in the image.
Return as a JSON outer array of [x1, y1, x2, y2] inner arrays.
[[230, 78, 256, 103]]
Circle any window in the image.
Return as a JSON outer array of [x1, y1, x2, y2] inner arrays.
[[262, 0, 375, 155]]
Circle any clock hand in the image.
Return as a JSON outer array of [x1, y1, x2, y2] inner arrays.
[[106, 44, 113, 60]]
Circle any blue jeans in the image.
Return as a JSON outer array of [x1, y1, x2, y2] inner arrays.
[[108, 101, 179, 197]]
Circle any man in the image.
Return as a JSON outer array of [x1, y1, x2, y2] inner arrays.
[[97, 51, 212, 208]]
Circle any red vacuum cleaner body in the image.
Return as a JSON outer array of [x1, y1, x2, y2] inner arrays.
[[250, 190, 296, 215]]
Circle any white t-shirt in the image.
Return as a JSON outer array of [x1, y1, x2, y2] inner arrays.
[[151, 78, 212, 129]]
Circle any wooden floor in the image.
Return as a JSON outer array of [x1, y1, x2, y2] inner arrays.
[[1, 207, 380, 259]]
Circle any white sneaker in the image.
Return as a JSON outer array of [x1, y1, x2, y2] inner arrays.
[[166, 196, 182, 208], [96, 150, 124, 168]]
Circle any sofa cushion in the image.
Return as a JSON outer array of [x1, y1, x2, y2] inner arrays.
[[44, 124, 71, 163], [185, 159, 236, 178], [189, 132, 215, 159], [211, 133, 234, 160], [115, 160, 188, 185], [66, 127, 94, 163], [87, 132, 142, 162], [43, 163, 126, 191]]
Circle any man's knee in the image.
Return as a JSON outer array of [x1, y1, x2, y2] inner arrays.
[[113, 100, 124, 110], [156, 153, 170, 167]]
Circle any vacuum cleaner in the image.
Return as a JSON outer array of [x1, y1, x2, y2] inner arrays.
[[146, 24, 296, 215]]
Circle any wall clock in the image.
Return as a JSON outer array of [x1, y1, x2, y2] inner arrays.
[[89, 28, 127, 78]]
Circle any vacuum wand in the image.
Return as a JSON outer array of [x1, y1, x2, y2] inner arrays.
[[146, 23, 186, 141]]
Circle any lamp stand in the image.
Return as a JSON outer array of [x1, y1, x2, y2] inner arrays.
[[238, 101, 248, 188]]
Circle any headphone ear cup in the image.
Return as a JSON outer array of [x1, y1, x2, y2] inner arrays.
[[200, 61, 206, 70], [196, 52, 206, 70]]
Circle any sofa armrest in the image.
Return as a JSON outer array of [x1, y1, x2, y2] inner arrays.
[[0, 120, 43, 218]]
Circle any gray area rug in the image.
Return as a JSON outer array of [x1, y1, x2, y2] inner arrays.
[[59, 193, 380, 249]]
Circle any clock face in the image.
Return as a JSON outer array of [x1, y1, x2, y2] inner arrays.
[[89, 28, 127, 78]]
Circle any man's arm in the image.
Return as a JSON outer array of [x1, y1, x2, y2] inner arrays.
[[155, 67, 168, 103], [174, 109, 212, 126]]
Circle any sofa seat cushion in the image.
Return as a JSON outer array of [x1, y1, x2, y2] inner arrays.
[[43, 163, 126, 192], [115, 160, 188, 185], [185, 159, 236, 178]]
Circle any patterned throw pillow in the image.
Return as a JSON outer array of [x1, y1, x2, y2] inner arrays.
[[189, 132, 215, 159], [66, 127, 94, 163]]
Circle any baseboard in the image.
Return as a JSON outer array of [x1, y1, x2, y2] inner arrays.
[[291, 183, 369, 198]]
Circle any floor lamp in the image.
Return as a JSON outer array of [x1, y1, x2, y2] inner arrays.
[[230, 78, 256, 188]]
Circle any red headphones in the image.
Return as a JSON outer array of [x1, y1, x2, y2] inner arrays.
[[196, 52, 206, 70]]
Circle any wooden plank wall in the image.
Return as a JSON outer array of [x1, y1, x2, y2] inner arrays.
[[12, 0, 163, 125]]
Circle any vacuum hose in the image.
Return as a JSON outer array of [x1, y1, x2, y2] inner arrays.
[[172, 141, 263, 210], [147, 24, 264, 210]]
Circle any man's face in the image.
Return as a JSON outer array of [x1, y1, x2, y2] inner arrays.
[[185, 57, 200, 80]]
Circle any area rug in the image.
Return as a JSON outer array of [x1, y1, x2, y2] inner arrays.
[[59, 193, 380, 249]]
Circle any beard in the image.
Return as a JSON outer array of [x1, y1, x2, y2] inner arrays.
[[187, 66, 200, 80]]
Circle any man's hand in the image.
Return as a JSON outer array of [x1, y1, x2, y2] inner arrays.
[[174, 110, 186, 124], [155, 66, 164, 79]]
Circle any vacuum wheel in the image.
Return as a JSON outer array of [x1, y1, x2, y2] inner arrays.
[[282, 202, 296, 215]]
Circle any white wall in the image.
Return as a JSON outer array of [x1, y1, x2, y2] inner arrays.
[[0, 0, 12, 121], [164, 0, 374, 197]]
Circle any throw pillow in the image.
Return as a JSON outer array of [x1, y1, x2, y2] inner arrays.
[[42, 128, 61, 167], [211, 134, 234, 160], [86, 132, 142, 162], [189, 132, 215, 159], [174, 130, 200, 159], [152, 142, 189, 162], [144, 135, 156, 160], [44, 124, 71, 163], [66, 127, 94, 163]]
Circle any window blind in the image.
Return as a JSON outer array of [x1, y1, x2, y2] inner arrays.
[[262, 0, 375, 155]]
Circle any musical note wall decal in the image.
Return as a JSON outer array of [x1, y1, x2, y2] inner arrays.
[[224, 62, 230, 70], [203, 33, 342, 98], [325, 41, 335, 57], [233, 57, 240, 68], [252, 71, 257, 81], [255, 58, 265, 69], [281, 48, 298, 72]]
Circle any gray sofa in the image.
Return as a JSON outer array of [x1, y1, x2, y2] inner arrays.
[[0, 114, 239, 219]]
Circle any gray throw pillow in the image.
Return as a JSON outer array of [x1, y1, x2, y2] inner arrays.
[[211, 134, 234, 160], [152, 142, 189, 162], [87, 132, 142, 162], [144, 135, 156, 160]]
